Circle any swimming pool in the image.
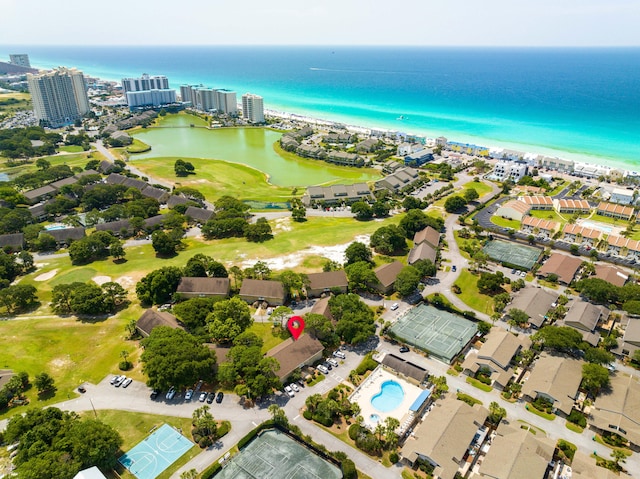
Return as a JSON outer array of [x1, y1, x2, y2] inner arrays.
[[371, 380, 404, 413], [580, 220, 612, 234], [45, 224, 67, 231]]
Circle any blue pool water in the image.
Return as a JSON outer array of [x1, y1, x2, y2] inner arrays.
[[580, 220, 613, 234], [45, 224, 67, 231], [370, 380, 404, 413]]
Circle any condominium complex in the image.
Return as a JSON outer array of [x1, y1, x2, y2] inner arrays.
[[180, 85, 237, 115], [9, 54, 30, 68], [121, 73, 169, 93], [242, 93, 264, 123], [27, 67, 90, 128]]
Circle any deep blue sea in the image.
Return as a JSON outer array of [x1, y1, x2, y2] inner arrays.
[[3, 46, 640, 170]]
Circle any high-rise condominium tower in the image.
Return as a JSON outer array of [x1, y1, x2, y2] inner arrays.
[[242, 93, 264, 123], [27, 67, 90, 128]]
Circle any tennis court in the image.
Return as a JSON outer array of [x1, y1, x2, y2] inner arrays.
[[483, 239, 541, 269], [389, 304, 477, 363], [118, 424, 193, 479], [216, 429, 342, 479]]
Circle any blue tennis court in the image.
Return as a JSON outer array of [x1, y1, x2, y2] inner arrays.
[[118, 424, 193, 479]]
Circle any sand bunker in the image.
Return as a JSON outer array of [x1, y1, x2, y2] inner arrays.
[[241, 234, 370, 270], [273, 217, 293, 232], [92, 275, 112, 285], [116, 276, 135, 289], [34, 269, 58, 282]]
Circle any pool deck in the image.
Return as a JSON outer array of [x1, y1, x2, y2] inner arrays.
[[349, 367, 422, 430]]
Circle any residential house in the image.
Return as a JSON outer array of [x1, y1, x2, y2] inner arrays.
[[29, 201, 50, 221], [42, 227, 86, 246], [539, 156, 574, 173], [301, 183, 372, 206], [561, 300, 609, 346], [296, 143, 326, 159], [520, 216, 559, 237], [606, 235, 640, 259], [521, 353, 584, 417], [98, 160, 116, 174], [553, 198, 591, 214], [478, 423, 555, 479], [519, 195, 553, 210], [404, 148, 433, 166], [239, 279, 286, 305], [374, 167, 420, 193], [95, 219, 132, 236], [597, 202, 634, 221], [382, 160, 402, 174], [166, 195, 189, 208], [591, 374, 640, 449], [266, 334, 324, 382], [486, 161, 528, 182], [326, 150, 363, 166], [136, 309, 184, 337], [595, 264, 629, 287], [408, 226, 440, 265], [401, 396, 488, 479], [494, 200, 531, 221], [571, 451, 633, 479], [323, 132, 354, 144], [461, 329, 531, 390], [143, 214, 168, 232], [609, 187, 635, 205], [380, 353, 429, 384], [309, 296, 333, 321], [562, 224, 602, 247], [141, 185, 170, 203], [23, 184, 56, 204], [184, 206, 214, 224], [105, 173, 127, 185], [176, 277, 230, 299], [504, 288, 559, 328], [306, 270, 348, 297], [356, 138, 378, 153], [121, 177, 148, 191], [614, 318, 640, 358], [50, 176, 79, 190], [372, 261, 403, 294], [536, 253, 582, 285], [0, 232, 25, 251]]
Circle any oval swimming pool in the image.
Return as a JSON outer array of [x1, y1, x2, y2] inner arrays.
[[370, 380, 404, 412]]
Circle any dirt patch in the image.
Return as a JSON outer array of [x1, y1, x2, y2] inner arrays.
[[49, 356, 74, 372], [34, 269, 58, 281], [273, 217, 293, 232], [92, 275, 112, 285]]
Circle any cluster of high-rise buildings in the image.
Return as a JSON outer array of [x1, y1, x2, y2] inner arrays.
[[122, 73, 177, 109], [27, 67, 90, 128], [179, 85, 238, 116]]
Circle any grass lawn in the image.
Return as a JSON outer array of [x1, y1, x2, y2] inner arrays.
[[247, 322, 285, 353], [529, 209, 567, 223], [0, 91, 31, 115], [59, 145, 85, 153], [466, 376, 492, 392], [453, 231, 483, 260], [593, 434, 633, 454], [454, 269, 495, 315], [547, 181, 567, 196], [0, 305, 145, 420], [308, 373, 325, 386], [566, 422, 584, 433], [126, 138, 151, 153], [490, 216, 520, 230], [461, 180, 493, 198], [525, 403, 556, 421]]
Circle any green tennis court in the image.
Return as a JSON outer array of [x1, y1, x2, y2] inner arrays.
[[216, 429, 341, 479], [483, 240, 541, 269], [389, 304, 477, 363]]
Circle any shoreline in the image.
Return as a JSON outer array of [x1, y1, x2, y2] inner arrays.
[[24, 58, 640, 177]]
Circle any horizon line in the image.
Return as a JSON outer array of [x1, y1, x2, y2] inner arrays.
[[3, 44, 640, 49]]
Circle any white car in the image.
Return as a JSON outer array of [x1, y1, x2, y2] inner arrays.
[[317, 364, 329, 374], [333, 351, 346, 359], [290, 383, 300, 392], [284, 385, 295, 397], [327, 358, 339, 367], [166, 386, 176, 400], [390, 303, 399, 311], [199, 392, 207, 402], [185, 388, 194, 401], [122, 377, 133, 388]]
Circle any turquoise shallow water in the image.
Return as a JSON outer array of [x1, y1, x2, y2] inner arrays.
[[6, 46, 640, 170]]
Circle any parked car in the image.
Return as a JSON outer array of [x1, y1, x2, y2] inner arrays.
[[284, 385, 295, 397], [399, 346, 410, 353], [216, 391, 224, 403], [333, 350, 346, 359], [390, 302, 399, 311], [150, 389, 160, 399], [290, 383, 300, 392], [195, 380, 203, 393], [317, 364, 329, 374], [115, 376, 127, 387], [206, 392, 215, 404], [452, 265, 457, 272], [166, 386, 176, 400], [323, 362, 332, 370], [199, 392, 207, 402], [77, 386, 86, 393], [110, 375, 122, 385], [122, 378, 133, 388], [185, 389, 194, 401], [327, 358, 339, 367]]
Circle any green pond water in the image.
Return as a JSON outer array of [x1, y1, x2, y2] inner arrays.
[[131, 114, 379, 186]]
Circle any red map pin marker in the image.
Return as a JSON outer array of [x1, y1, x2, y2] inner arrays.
[[287, 315, 305, 340]]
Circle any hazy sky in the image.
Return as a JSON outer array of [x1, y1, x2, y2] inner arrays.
[[2, 0, 639, 46]]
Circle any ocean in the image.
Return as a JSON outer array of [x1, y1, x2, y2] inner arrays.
[[3, 46, 640, 170]]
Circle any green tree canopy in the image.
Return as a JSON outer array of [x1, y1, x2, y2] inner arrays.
[[344, 241, 372, 265], [444, 195, 467, 213], [329, 294, 376, 344], [136, 266, 183, 305], [141, 327, 216, 390], [207, 297, 253, 344], [581, 363, 610, 394], [532, 326, 584, 353], [370, 225, 407, 255], [394, 266, 421, 297]]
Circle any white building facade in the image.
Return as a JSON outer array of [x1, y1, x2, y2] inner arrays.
[[242, 93, 264, 123], [27, 67, 90, 128], [121, 74, 170, 93]]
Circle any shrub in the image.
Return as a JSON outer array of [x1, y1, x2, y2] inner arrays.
[[390, 451, 400, 463], [567, 410, 587, 428], [557, 439, 577, 462], [218, 421, 231, 438], [348, 423, 362, 441], [355, 353, 378, 375], [303, 410, 313, 420], [199, 436, 213, 448], [201, 461, 222, 479], [118, 360, 132, 371], [341, 459, 357, 479], [313, 413, 333, 427]]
